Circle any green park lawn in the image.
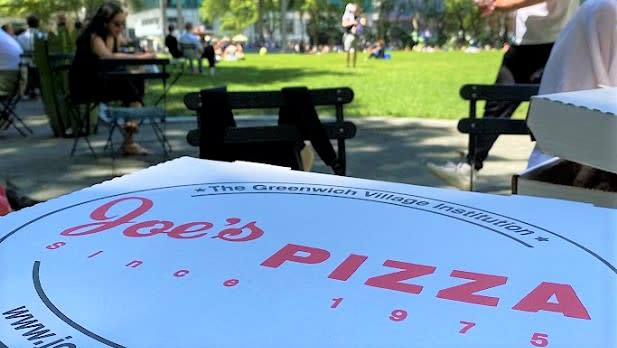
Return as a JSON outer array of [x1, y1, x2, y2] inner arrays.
[[148, 50, 527, 119]]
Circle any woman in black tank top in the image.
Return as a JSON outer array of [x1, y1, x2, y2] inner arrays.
[[69, 1, 155, 155]]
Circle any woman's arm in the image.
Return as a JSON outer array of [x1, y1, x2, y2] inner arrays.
[[478, 0, 546, 16], [91, 34, 155, 59], [493, 0, 546, 11]]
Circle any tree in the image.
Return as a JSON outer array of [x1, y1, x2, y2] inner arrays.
[[443, 0, 483, 47], [0, 0, 142, 24], [0, 0, 80, 23], [199, 0, 258, 35], [255, 0, 266, 45], [302, 0, 340, 47]]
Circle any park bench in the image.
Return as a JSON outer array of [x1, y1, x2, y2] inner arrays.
[[184, 86, 356, 175], [457, 83, 540, 191]]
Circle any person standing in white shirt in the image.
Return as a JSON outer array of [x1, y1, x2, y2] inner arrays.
[[16, 15, 45, 99], [428, 0, 580, 190]]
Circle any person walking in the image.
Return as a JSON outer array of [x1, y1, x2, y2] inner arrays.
[[427, 0, 580, 190]]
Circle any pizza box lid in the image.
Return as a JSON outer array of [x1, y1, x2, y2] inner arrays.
[[527, 87, 617, 174], [0, 157, 615, 347]]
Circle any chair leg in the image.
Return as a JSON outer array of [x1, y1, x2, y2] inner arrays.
[[103, 122, 118, 152], [10, 112, 33, 135], [149, 119, 172, 156], [469, 134, 477, 192], [2, 99, 33, 136], [69, 104, 97, 158]]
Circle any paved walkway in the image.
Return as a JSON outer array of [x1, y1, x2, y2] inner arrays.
[[1, 100, 535, 201]]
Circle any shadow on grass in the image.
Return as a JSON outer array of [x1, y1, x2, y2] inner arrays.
[[146, 66, 349, 115], [163, 65, 345, 89]]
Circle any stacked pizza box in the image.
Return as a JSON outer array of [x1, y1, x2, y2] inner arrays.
[[0, 157, 615, 347], [513, 87, 617, 208]]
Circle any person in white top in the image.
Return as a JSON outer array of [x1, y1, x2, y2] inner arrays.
[[16, 15, 45, 98], [0, 27, 23, 95], [0, 27, 23, 130], [526, 0, 617, 178], [341, 3, 360, 68], [428, 0, 579, 191], [16, 15, 41, 53]]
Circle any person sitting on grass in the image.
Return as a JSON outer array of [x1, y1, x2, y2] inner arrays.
[[366, 40, 385, 60], [69, 1, 155, 155]]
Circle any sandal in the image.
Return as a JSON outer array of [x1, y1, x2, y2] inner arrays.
[[121, 142, 152, 156], [122, 122, 140, 134]]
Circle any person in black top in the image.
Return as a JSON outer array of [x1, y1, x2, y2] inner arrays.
[[69, 1, 155, 155], [201, 38, 216, 76], [164, 24, 183, 59]]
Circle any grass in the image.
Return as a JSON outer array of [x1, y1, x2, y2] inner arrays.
[[148, 50, 529, 119]]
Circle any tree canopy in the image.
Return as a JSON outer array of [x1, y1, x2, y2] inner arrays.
[[199, 0, 259, 34], [0, 0, 141, 25]]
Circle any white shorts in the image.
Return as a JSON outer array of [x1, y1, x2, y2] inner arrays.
[[343, 33, 358, 52]]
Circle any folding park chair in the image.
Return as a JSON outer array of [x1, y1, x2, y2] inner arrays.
[[457, 84, 539, 191], [98, 103, 171, 158], [0, 68, 33, 136], [68, 97, 99, 157], [179, 42, 203, 73], [184, 86, 356, 175], [152, 58, 185, 108]]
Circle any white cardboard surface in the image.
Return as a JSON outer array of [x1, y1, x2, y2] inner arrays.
[[0, 157, 615, 347], [527, 87, 617, 173]]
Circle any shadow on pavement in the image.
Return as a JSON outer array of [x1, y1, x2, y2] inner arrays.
[[0, 100, 534, 201]]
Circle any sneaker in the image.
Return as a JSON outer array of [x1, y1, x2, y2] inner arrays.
[[427, 161, 476, 191]]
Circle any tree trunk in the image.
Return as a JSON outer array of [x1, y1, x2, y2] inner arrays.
[[256, 0, 265, 45], [176, 0, 184, 30], [160, 0, 167, 39], [280, 0, 287, 51]]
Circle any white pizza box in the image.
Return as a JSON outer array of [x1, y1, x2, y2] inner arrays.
[[514, 88, 617, 207], [0, 157, 615, 348], [512, 158, 617, 209], [526, 87, 617, 174]]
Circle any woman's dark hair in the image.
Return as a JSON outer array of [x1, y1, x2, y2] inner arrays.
[[76, 1, 123, 47]]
